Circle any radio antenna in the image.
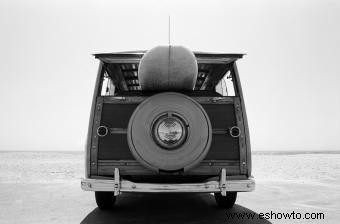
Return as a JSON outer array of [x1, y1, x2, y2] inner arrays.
[[168, 15, 171, 46]]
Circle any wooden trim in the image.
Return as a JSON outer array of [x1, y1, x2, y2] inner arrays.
[[197, 58, 237, 64], [94, 52, 243, 58], [234, 97, 247, 174], [212, 129, 229, 134], [192, 96, 235, 104], [90, 97, 104, 175], [97, 160, 240, 176], [86, 62, 104, 178], [103, 96, 146, 104], [103, 128, 233, 135], [232, 63, 251, 176], [98, 160, 239, 166], [96, 57, 239, 65], [109, 128, 127, 134], [102, 96, 235, 105]]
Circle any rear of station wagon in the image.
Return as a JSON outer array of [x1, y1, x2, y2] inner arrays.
[[81, 46, 255, 209]]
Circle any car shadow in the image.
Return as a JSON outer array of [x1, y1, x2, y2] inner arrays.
[[80, 193, 272, 224]]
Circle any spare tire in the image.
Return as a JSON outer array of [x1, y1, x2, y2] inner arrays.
[[127, 92, 212, 172]]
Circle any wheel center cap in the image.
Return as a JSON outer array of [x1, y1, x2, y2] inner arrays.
[[158, 118, 183, 144], [152, 113, 187, 150]]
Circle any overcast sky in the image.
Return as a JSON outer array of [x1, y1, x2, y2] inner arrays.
[[0, 0, 339, 151]]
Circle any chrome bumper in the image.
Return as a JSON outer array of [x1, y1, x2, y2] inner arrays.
[[81, 168, 255, 196]]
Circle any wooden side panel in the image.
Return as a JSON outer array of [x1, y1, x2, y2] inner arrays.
[[98, 160, 240, 176], [205, 135, 239, 160], [100, 103, 138, 128], [202, 104, 240, 160], [98, 103, 137, 160], [98, 134, 134, 160], [97, 101, 240, 162], [96, 97, 240, 175], [201, 104, 236, 128]]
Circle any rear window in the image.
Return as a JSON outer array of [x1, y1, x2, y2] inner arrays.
[[100, 63, 237, 96], [100, 72, 116, 96], [215, 71, 236, 96]]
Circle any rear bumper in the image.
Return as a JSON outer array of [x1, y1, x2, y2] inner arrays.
[[81, 168, 255, 195]]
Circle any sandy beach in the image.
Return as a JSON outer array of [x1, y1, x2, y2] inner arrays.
[[0, 151, 339, 224]]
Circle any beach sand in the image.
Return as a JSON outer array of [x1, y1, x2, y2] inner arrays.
[[0, 151, 339, 223]]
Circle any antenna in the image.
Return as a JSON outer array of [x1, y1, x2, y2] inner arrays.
[[168, 15, 171, 46]]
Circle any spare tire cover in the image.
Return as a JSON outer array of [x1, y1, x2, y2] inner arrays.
[[127, 92, 212, 172]]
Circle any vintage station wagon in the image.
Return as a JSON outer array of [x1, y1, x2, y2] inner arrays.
[[81, 46, 255, 209]]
